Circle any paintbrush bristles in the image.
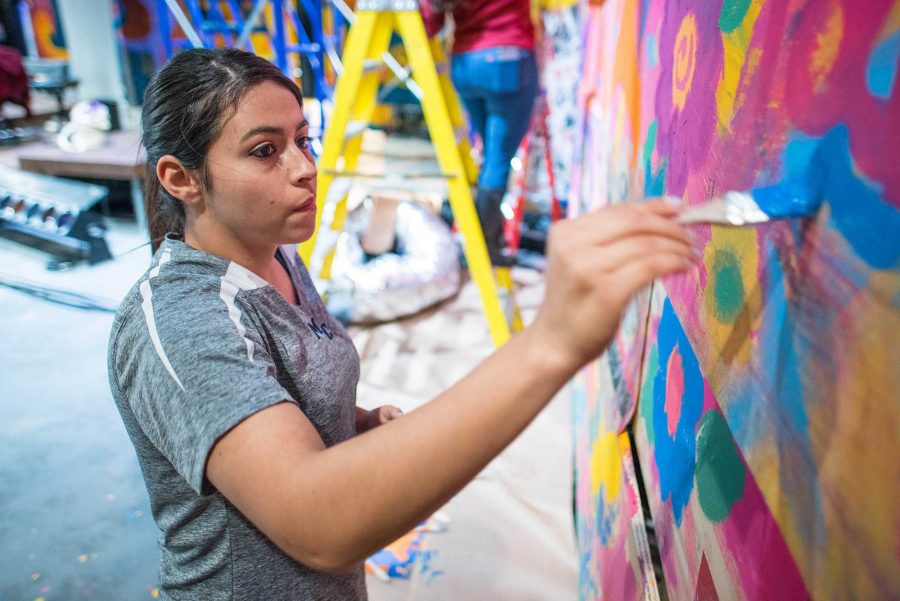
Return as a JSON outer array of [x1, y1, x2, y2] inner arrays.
[[675, 192, 770, 226]]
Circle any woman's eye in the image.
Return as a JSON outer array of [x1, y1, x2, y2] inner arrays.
[[251, 144, 276, 158], [296, 136, 313, 150]]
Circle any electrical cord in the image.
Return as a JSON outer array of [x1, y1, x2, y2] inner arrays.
[[0, 271, 119, 313]]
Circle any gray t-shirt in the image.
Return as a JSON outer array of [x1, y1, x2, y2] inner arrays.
[[108, 238, 366, 600]]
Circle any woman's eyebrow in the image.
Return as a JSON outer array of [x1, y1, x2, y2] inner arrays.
[[241, 120, 309, 141]]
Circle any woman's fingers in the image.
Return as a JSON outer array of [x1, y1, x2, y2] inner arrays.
[[638, 198, 682, 217], [575, 233, 694, 273], [379, 406, 403, 424], [550, 202, 690, 251], [608, 251, 693, 298]]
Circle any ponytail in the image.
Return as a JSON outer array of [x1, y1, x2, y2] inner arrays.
[[144, 165, 185, 253]]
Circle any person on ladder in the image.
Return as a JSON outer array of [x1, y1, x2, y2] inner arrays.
[[420, 0, 538, 266]]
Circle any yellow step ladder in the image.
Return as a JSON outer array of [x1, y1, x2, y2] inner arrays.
[[300, 0, 521, 347]]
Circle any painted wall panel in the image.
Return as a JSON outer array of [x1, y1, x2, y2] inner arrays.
[[573, 0, 900, 599]]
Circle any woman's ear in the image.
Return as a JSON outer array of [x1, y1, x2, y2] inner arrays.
[[156, 155, 202, 207]]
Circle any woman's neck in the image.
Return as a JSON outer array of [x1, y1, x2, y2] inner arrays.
[[184, 226, 280, 283]]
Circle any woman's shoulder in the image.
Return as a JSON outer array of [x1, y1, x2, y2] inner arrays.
[[112, 239, 256, 342]]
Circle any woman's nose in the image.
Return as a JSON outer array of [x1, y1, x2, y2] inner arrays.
[[286, 143, 316, 181]]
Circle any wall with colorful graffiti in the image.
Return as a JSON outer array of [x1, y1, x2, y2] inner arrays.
[[18, 0, 67, 58], [115, 0, 168, 103], [572, 0, 899, 599]]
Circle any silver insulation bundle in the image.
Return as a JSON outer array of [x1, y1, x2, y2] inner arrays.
[[327, 200, 461, 324]]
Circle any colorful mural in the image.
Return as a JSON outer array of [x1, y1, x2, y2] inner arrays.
[[538, 0, 586, 207], [572, 353, 660, 600], [115, 0, 168, 103], [115, 0, 284, 103], [20, 0, 67, 58], [573, 0, 900, 599]]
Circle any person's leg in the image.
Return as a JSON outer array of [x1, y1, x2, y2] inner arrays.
[[479, 51, 538, 190], [451, 52, 489, 143], [476, 51, 538, 264]]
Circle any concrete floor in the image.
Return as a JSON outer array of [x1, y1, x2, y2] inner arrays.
[[0, 135, 577, 600]]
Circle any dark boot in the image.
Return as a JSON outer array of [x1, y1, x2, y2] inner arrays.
[[475, 187, 516, 267]]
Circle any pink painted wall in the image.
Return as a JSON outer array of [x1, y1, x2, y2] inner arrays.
[[572, 0, 899, 599]]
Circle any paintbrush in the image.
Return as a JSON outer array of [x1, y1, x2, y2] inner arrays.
[[674, 180, 825, 226]]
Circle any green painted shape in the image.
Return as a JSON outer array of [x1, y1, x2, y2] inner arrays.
[[643, 120, 658, 169], [718, 0, 752, 33], [639, 343, 659, 443], [695, 410, 746, 522], [712, 250, 744, 322]]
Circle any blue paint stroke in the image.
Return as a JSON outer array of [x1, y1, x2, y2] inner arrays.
[[724, 379, 759, 450], [752, 178, 824, 219], [758, 243, 808, 436], [780, 126, 900, 270], [652, 299, 704, 525], [756, 241, 826, 550], [646, 33, 659, 69], [725, 241, 810, 449], [866, 29, 900, 100], [594, 487, 616, 545]]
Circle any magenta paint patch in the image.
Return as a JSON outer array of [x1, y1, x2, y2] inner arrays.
[[693, 554, 720, 601], [654, 3, 724, 196], [574, 0, 899, 597], [718, 471, 810, 599]]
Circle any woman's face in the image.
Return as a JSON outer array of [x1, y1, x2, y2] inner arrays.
[[201, 80, 317, 248]]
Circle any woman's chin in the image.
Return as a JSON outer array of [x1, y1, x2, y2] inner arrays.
[[278, 225, 316, 246]]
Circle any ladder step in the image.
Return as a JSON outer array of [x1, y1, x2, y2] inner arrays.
[[322, 169, 458, 180], [362, 59, 383, 73], [344, 121, 370, 141]]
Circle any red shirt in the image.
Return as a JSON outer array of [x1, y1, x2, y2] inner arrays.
[[0, 46, 30, 110], [420, 0, 535, 55]]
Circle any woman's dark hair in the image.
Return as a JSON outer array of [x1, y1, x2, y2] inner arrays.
[[141, 48, 303, 251]]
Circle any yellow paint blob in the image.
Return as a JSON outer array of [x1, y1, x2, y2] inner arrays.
[[809, 2, 844, 93], [538, 0, 580, 9], [882, 0, 900, 41], [715, 0, 765, 133], [590, 431, 622, 503], [672, 14, 698, 112], [32, 12, 68, 59], [702, 226, 761, 370]]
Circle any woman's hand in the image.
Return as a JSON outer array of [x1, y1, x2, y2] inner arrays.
[[356, 405, 404, 434], [531, 199, 693, 371]]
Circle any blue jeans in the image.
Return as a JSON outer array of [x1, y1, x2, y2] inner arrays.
[[451, 47, 539, 191]]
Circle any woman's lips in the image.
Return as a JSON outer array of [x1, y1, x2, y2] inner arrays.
[[294, 198, 316, 213]]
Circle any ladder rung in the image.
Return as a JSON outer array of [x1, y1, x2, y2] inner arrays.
[[344, 121, 370, 141], [322, 169, 458, 180], [362, 59, 383, 73]]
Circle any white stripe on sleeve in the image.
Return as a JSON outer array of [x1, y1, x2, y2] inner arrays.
[[139, 249, 186, 391]]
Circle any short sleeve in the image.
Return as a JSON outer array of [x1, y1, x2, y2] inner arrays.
[[113, 287, 293, 495], [419, 1, 446, 38]]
